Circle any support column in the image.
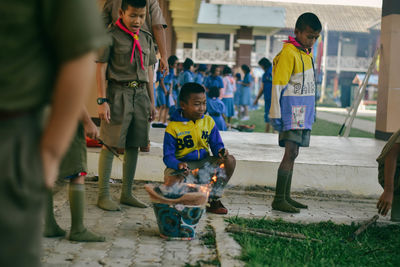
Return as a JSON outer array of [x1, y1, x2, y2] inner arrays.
[[265, 35, 271, 59], [235, 26, 253, 67], [334, 34, 342, 98], [229, 33, 234, 63], [376, 0, 400, 139], [192, 32, 197, 62], [319, 23, 328, 103]]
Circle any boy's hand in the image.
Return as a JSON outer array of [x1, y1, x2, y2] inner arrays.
[[377, 191, 393, 216], [159, 57, 169, 75], [218, 148, 228, 158], [178, 162, 188, 170], [253, 99, 258, 106], [98, 102, 111, 123], [270, 118, 283, 132], [149, 105, 156, 122], [83, 118, 99, 139], [177, 162, 189, 176], [41, 148, 60, 189]]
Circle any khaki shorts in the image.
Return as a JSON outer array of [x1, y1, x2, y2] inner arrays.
[[0, 112, 46, 267], [279, 129, 311, 147], [59, 122, 87, 178], [100, 83, 150, 148]]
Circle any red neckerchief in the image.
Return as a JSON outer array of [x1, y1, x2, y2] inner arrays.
[[115, 18, 144, 70], [284, 36, 311, 55]]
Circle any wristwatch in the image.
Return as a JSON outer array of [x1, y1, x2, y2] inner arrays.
[[97, 98, 109, 105]]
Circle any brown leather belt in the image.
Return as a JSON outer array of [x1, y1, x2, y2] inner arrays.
[[0, 109, 31, 120], [110, 80, 145, 88]]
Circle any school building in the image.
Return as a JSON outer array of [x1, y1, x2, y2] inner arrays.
[[157, 0, 399, 139]]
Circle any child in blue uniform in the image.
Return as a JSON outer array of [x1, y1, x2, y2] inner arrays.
[[156, 55, 178, 126], [234, 73, 242, 118], [163, 83, 236, 214], [254, 57, 273, 132], [178, 58, 195, 87], [204, 65, 224, 94], [238, 64, 253, 120], [194, 64, 207, 85], [207, 87, 227, 131], [221, 66, 236, 127]]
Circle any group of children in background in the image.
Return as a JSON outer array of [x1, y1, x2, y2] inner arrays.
[[152, 55, 275, 133]]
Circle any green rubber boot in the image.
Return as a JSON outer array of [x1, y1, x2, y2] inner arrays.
[[44, 189, 66, 237], [286, 170, 308, 209], [271, 169, 300, 213], [391, 193, 400, 222], [120, 147, 148, 208], [69, 184, 105, 242], [97, 149, 121, 211]]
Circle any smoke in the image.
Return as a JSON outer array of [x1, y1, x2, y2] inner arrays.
[[156, 161, 228, 200]]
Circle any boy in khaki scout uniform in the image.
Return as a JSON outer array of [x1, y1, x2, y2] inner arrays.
[[102, 0, 168, 73], [0, 0, 108, 266], [44, 108, 105, 242], [102, 0, 168, 152], [96, 0, 157, 211]]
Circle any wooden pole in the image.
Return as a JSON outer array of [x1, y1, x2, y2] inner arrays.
[[226, 224, 322, 243]]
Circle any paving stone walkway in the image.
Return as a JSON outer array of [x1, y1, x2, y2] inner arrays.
[[41, 182, 393, 267]]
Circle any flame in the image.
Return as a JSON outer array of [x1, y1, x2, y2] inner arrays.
[[211, 175, 217, 183], [198, 185, 210, 193], [191, 168, 199, 176], [219, 163, 225, 169], [185, 183, 211, 195]]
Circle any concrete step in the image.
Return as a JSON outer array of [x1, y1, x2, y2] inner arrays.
[[87, 128, 386, 196]]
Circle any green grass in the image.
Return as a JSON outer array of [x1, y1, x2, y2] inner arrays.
[[325, 111, 376, 122], [233, 108, 374, 138], [312, 118, 374, 138], [226, 217, 400, 267], [357, 116, 376, 122]]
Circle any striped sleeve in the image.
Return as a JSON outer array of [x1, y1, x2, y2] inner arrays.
[[163, 130, 181, 170], [269, 48, 294, 119]]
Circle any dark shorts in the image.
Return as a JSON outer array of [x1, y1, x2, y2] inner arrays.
[[59, 122, 87, 179], [279, 130, 311, 147], [0, 112, 46, 267], [100, 83, 150, 148]]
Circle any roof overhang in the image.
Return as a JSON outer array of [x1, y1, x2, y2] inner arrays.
[[169, 0, 285, 43]]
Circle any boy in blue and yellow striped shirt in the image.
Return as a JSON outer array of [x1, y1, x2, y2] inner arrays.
[[163, 83, 236, 214]]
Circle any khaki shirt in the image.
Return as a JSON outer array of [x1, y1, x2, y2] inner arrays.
[[97, 25, 157, 82], [0, 0, 109, 111], [102, 0, 167, 33]]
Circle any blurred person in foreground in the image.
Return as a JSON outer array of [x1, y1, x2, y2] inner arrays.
[[0, 0, 108, 266], [376, 129, 400, 221]]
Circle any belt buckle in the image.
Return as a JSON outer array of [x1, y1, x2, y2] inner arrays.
[[127, 81, 138, 88]]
